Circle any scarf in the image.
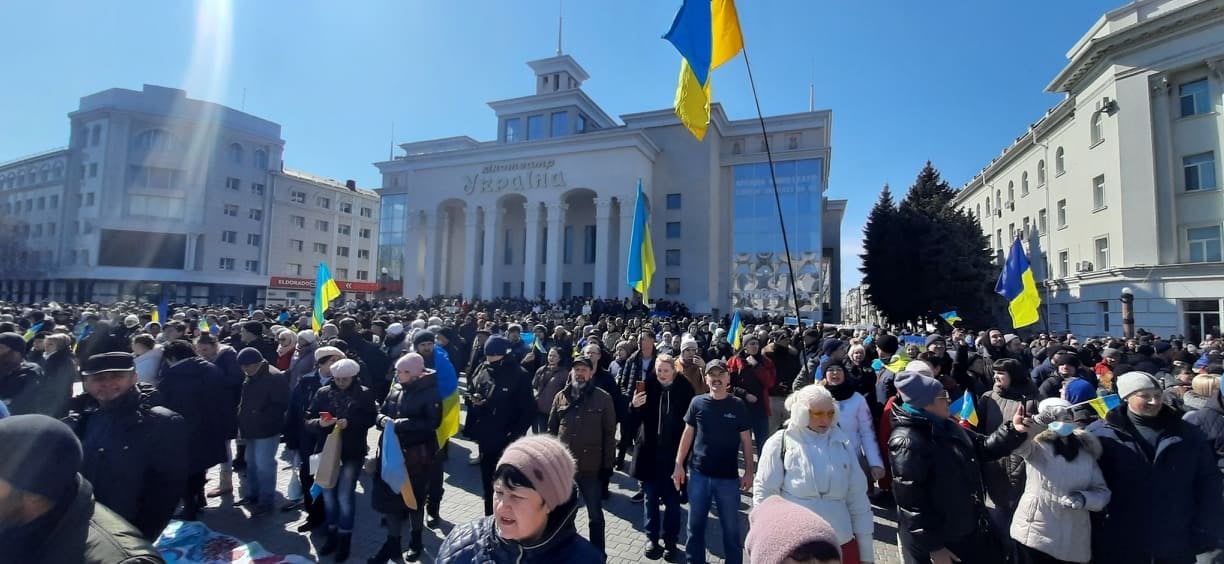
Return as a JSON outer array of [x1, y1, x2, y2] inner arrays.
[[824, 380, 856, 402], [901, 402, 957, 434]]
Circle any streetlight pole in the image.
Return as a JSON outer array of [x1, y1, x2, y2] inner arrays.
[[1120, 287, 1135, 338]]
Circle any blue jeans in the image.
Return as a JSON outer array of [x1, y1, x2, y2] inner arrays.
[[241, 436, 280, 506], [685, 470, 742, 564], [320, 459, 361, 531], [642, 476, 681, 545]]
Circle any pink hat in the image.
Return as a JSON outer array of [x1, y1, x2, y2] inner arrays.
[[496, 435, 575, 511], [746, 496, 840, 564], [394, 352, 434, 375]]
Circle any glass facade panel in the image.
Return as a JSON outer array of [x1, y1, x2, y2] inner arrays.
[[377, 194, 407, 285], [731, 158, 823, 316]]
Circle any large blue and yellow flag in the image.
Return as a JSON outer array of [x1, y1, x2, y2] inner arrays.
[[665, 0, 744, 139], [995, 238, 1042, 328], [728, 310, 744, 350], [626, 180, 657, 304], [434, 347, 461, 447], [312, 262, 342, 332]]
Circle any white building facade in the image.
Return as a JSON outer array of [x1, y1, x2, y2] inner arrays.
[[376, 54, 846, 319], [0, 84, 378, 305], [952, 0, 1224, 341]]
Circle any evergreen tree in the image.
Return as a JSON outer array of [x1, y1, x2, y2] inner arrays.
[[860, 184, 912, 324]]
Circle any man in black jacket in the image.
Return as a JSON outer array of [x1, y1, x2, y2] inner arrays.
[[234, 321, 278, 365], [65, 352, 188, 540], [889, 370, 1030, 564], [159, 340, 230, 521], [0, 332, 45, 416], [235, 347, 289, 516], [464, 335, 534, 515]]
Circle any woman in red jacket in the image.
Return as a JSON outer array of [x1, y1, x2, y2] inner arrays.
[[727, 334, 776, 455]]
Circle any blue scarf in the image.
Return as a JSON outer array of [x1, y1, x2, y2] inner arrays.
[[901, 402, 957, 434]]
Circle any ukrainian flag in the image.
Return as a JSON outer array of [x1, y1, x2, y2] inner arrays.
[[198, 318, 212, 334], [626, 180, 657, 304], [312, 262, 342, 332], [939, 311, 963, 325], [728, 310, 744, 350], [1087, 394, 1121, 419], [995, 238, 1042, 328], [152, 294, 168, 325], [950, 392, 979, 428], [22, 322, 43, 342], [434, 347, 461, 447], [665, 0, 744, 140]]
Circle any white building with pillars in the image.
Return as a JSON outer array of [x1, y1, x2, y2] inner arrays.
[[376, 53, 846, 319]]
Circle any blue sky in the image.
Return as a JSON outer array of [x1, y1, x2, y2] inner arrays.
[[0, 0, 1120, 297]]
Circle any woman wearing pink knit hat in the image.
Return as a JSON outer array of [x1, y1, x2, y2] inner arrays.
[[437, 435, 604, 563]]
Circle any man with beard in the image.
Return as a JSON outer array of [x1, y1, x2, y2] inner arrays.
[[64, 352, 187, 540], [548, 355, 616, 552], [0, 332, 44, 416], [464, 335, 534, 515]]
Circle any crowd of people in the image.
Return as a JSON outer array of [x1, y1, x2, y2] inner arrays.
[[1, 295, 1224, 564]]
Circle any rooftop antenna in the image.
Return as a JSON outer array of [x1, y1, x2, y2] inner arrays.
[[808, 56, 815, 112], [556, 0, 563, 55], [389, 122, 395, 161]]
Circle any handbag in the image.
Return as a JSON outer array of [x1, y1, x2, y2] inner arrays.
[[313, 426, 343, 489]]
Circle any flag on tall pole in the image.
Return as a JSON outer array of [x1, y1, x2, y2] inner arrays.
[[626, 180, 657, 305], [665, 0, 744, 140], [995, 237, 1042, 328], [313, 262, 342, 332]]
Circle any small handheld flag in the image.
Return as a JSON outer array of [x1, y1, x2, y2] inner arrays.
[[22, 322, 43, 342], [728, 311, 744, 350], [939, 311, 963, 325], [950, 393, 979, 429], [1087, 394, 1121, 419]]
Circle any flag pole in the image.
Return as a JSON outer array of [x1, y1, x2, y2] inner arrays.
[[739, 46, 804, 325]]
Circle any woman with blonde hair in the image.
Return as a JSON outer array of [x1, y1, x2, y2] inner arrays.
[[754, 384, 874, 564]]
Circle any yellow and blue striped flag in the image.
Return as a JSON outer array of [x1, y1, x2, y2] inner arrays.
[[728, 310, 744, 350], [1087, 394, 1121, 419], [995, 238, 1042, 328], [22, 322, 43, 342], [312, 262, 342, 332], [664, 0, 744, 139], [625, 180, 657, 305], [950, 392, 979, 428], [152, 295, 168, 325], [939, 311, 963, 325]]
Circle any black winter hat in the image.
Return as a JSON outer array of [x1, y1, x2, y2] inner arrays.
[[0, 332, 26, 355], [413, 330, 436, 347], [0, 414, 82, 502]]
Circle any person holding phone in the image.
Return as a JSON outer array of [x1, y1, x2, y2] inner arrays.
[[629, 353, 693, 562]]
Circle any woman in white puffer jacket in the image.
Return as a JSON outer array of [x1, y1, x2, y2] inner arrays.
[[819, 360, 886, 484], [754, 384, 875, 564]]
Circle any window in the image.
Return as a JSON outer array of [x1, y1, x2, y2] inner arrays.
[[224, 204, 239, 217], [291, 215, 305, 228], [360, 207, 373, 218], [666, 222, 681, 239], [218, 257, 235, 270], [1183, 152, 1217, 191], [1188, 226, 1222, 262], [89, 163, 98, 178], [665, 249, 681, 266], [1038, 209, 1048, 234], [1021, 172, 1029, 196], [995, 229, 1003, 249], [336, 246, 350, 258], [1184, 299, 1222, 345], [84, 193, 95, 206], [1100, 301, 1111, 333], [1055, 147, 1065, 175], [1022, 217, 1031, 238], [1094, 236, 1109, 269], [49, 195, 57, 208], [287, 263, 302, 276], [338, 224, 351, 235], [550, 112, 568, 137], [37, 197, 45, 210], [317, 196, 330, 209], [975, 204, 981, 219], [527, 115, 545, 140], [666, 193, 682, 209], [221, 230, 237, 244], [1057, 199, 1067, 228], [583, 225, 596, 264], [359, 228, 371, 239], [356, 270, 369, 280], [290, 239, 303, 252], [228, 143, 243, 164], [291, 191, 306, 203], [985, 198, 991, 215], [1037, 160, 1046, 186], [244, 260, 259, 272], [576, 114, 587, 133], [336, 268, 348, 280], [313, 242, 328, 254], [90, 125, 101, 146], [1090, 113, 1103, 146], [316, 220, 329, 232], [504, 118, 522, 142], [357, 249, 370, 259], [1058, 250, 1069, 278], [133, 129, 175, 152], [563, 225, 574, 264], [254, 149, 269, 169], [665, 277, 681, 296], [32, 224, 42, 237], [226, 177, 240, 190], [1007, 181, 1015, 204], [247, 208, 263, 221], [340, 202, 352, 214], [583, 282, 593, 297], [247, 233, 261, 246], [1180, 79, 1211, 117], [251, 183, 265, 196], [995, 189, 1001, 209], [1092, 175, 1106, 210], [1008, 223, 1015, 240]]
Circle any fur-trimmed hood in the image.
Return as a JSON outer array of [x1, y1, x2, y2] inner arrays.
[[1033, 427, 1103, 459]]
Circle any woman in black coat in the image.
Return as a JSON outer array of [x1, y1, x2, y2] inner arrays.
[[369, 353, 442, 563], [40, 333, 77, 418], [628, 355, 693, 561]]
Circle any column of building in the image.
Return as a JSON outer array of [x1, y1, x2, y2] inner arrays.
[[544, 202, 567, 300], [402, 210, 422, 298], [481, 205, 501, 299], [523, 201, 543, 300], [617, 199, 634, 300], [463, 209, 479, 298], [593, 197, 613, 299], [436, 210, 452, 294]]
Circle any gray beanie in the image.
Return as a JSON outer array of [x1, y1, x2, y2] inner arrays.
[[895, 370, 944, 409], [1116, 371, 1160, 400]]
